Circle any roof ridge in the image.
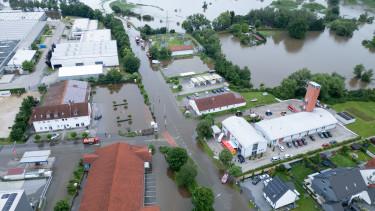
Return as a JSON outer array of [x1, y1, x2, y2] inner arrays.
[[107, 143, 122, 210]]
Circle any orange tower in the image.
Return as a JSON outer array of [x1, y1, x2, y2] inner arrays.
[[304, 81, 321, 112]]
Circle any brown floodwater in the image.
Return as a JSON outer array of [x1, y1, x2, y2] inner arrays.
[[92, 83, 153, 134]]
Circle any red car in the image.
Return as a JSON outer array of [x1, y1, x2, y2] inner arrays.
[[288, 105, 298, 112], [322, 143, 330, 148], [82, 137, 100, 145]]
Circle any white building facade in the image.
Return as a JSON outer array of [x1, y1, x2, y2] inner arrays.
[[33, 115, 91, 132], [255, 108, 338, 145], [222, 116, 267, 158]]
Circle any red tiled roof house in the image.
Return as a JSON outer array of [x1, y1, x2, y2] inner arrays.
[[189, 92, 246, 116], [80, 143, 160, 211]]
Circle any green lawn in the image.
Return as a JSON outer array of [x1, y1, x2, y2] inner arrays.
[[353, 150, 371, 162], [240, 91, 277, 109], [110, 0, 137, 12], [290, 163, 314, 183], [271, 0, 299, 10], [368, 144, 375, 154], [302, 2, 326, 12], [150, 34, 193, 49], [330, 153, 357, 167], [296, 195, 321, 211], [332, 101, 375, 137]]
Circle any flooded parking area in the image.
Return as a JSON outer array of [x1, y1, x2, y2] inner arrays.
[[162, 56, 213, 77], [91, 83, 153, 134]]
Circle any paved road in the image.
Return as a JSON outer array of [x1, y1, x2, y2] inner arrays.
[[122, 19, 251, 211], [0, 21, 64, 90]]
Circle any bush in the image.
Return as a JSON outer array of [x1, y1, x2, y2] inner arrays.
[[159, 146, 170, 154], [148, 144, 155, 154], [192, 186, 215, 211], [54, 200, 70, 211], [219, 149, 233, 167], [176, 162, 198, 188], [70, 132, 77, 139], [165, 147, 188, 171]]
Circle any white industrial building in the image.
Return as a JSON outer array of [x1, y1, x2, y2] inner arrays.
[[58, 65, 103, 80], [80, 29, 111, 42], [190, 73, 223, 87], [70, 18, 98, 39], [255, 108, 338, 145], [31, 80, 91, 132], [6, 49, 36, 73], [222, 116, 267, 158], [50, 40, 119, 69]]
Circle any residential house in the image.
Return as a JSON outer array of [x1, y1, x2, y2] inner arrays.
[[263, 177, 300, 209]]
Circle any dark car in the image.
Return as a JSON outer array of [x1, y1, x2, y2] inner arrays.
[[286, 142, 292, 148], [322, 132, 329, 138], [212, 90, 217, 94], [219, 88, 225, 92], [329, 140, 337, 145], [309, 135, 315, 141], [302, 139, 307, 145], [238, 154, 245, 163], [318, 132, 324, 139], [252, 176, 261, 185], [292, 140, 298, 147], [326, 131, 332, 137], [298, 140, 304, 146]]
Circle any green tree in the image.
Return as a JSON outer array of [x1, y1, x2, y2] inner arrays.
[[176, 162, 198, 187], [361, 69, 373, 83], [166, 147, 188, 171], [47, 134, 52, 141], [159, 47, 172, 60], [353, 64, 365, 79], [196, 119, 213, 139], [54, 200, 70, 211], [34, 134, 41, 141], [81, 132, 89, 138], [329, 18, 358, 37], [70, 132, 77, 139], [228, 165, 242, 177], [212, 11, 232, 31], [182, 14, 211, 33], [274, 78, 298, 99], [123, 54, 140, 73], [99, 68, 123, 84], [22, 60, 34, 72], [219, 149, 233, 167], [149, 45, 160, 59], [288, 18, 309, 39], [192, 186, 215, 211], [38, 84, 47, 94]]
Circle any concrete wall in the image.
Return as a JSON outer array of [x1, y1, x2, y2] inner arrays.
[[51, 55, 119, 69], [189, 100, 246, 116], [171, 50, 194, 57]]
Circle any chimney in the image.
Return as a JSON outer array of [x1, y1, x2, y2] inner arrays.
[[304, 81, 321, 112]]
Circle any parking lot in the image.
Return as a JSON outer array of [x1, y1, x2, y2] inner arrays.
[[177, 77, 228, 96], [241, 177, 272, 211]]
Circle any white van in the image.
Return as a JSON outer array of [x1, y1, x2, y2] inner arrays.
[[271, 156, 280, 162], [278, 145, 285, 152]]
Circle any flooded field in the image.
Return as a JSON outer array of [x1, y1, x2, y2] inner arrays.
[[91, 83, 153, 134], [162, 56, 213, 77]]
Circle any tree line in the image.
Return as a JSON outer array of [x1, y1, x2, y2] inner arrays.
[[183, 14, 252, 88], [60, 2, 140, 73]]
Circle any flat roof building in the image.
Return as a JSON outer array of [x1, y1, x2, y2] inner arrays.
[[222, 116, 267, 158], [0, 190, 33, 211], [58, 65, 103, 80], [6, 49, 36, 73], [80, 29, 111, 42], [51, 40, 119, 69], [255, 108, 338, 145], [0, 40, 19, 74], [71, 18, 98, 39]]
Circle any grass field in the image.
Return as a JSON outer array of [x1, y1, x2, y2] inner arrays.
[[330, 153, 357, 167], [271, 0, 299, 10], [368, 144, 375, 154], [151, 34, 194, 49], [240, 91, 278, 109], [302, 2, 326, 12], [332, 101, 375, 137], [110, 0, 137, 12]]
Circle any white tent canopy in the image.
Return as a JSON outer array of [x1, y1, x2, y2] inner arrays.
[[20, 150, 51, 163]]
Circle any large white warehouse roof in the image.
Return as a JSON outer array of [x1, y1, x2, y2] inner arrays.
[[255, 108, 338, 141], [58, 65, 103, 78], [80, 29, 111, 42], [222, 116, 267, 148], [72, 18, 98, 32]]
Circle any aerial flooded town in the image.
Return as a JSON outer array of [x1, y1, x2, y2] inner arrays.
[[0, 0, 374, 210]]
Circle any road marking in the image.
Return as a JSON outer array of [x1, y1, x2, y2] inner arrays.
[[162, 131, 178, 147]]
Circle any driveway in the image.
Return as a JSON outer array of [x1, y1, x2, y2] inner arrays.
[[241, 179, 272, 211]]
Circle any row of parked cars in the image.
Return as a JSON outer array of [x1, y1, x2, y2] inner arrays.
[[251, 173, 270, 185]]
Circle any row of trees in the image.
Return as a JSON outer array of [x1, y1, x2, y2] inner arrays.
[[362, 36, 375, 50], [353, 64, 374, 83], [182, 15, 252, 88], [272, 68, 346, 101], [9, 96, 38, 142], [9, 0, 58, 11], [160, 146, 215, 211], [60, 2, 140, 74], [148, 45, 172, 61]]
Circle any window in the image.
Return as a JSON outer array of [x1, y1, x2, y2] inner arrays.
[[95, 61, 103, 65], [76, 123, 79, 127], [76, 63, 84, 66], [81, 123, 84, 126]]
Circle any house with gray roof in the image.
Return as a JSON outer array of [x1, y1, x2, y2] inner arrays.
[[263, 177, 299, 209], [310, 168, 373, 211]]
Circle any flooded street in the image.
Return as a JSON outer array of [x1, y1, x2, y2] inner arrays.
[[92, 84, 153, 134]]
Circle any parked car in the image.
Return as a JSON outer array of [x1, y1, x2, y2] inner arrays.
[[322, 143, 330, 148], [302, 139, 307, 145], [271, 156, 281, 162], [292, 140, 298, 147], [318, 132, 325, 139], [297, 140, 303, 146], [263, 178, 272, 186], [252, 176, 261, 185], [323, 132, 329, 138], [309, 135, 315, 141], [237, 154, 245, 163], [194, 93, 199, 97], [286, 142, 292, 148], [284, 154, 292, 159], [212, 90, 217, 94], [219, 88, 225, 92], [50, 133, 60, 140], [83, 137, 100, 145], [221, 173, 229, 184], [259, 174, 270, 180], [329, 140, 337, 145], [326, 131, 332, 137], [278, 145, 285, 152]]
